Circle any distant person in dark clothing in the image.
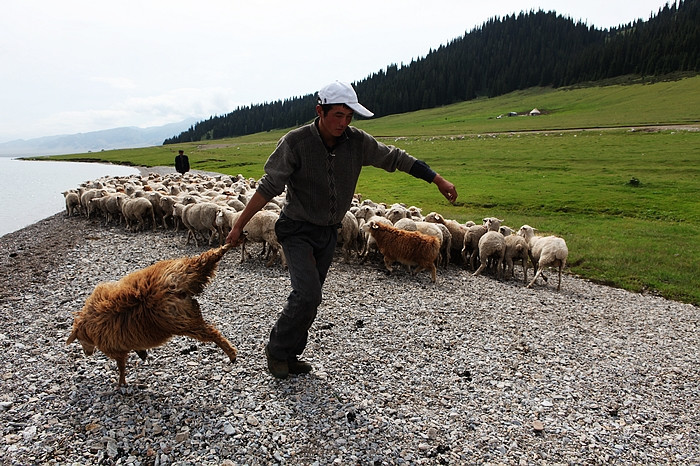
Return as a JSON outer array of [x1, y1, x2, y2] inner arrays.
[[175, 150, 190, 174]]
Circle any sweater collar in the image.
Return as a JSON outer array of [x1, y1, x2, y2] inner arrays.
[[313, 118, 349, 152]]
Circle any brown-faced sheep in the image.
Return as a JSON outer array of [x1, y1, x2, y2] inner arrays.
[[362, 220, 441, 283], [66, 243, 238, 387]]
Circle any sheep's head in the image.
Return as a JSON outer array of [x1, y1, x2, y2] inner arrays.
[[66, 321, 96, 356], [499, 226, 514, 236], [517, 225, 537, 239], [483, 217, 504, 231]]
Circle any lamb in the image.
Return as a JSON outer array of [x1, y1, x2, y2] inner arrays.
[[472, 231, 506, 278], [337, 210, 361, 262], [462, 217, 503, 270], [425, 212, 467, 265], [500, 226, 529, 282], [385, 203, 410, 224], [62, 190, 80, 217], [80, 189, 106, 218], [240, 210, 286, 267], [362, 220, 441, 283], [117, 196, 156, 232], [517, 224, 568, 290], [180, 202, 223, 247], [462, 224, 487, 269], [66, 243, 238, 387], [145, 191, 169, 229], [89, 193, 127, 226]]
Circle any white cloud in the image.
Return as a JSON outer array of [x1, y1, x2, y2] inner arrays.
[[30, 87, 243, 136]]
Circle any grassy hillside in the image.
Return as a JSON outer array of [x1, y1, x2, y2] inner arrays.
[[43, 75, 700, 305]]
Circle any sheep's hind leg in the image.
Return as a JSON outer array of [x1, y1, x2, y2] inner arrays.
[[112, 352, 129, 387], [184, 325, 238, 363]]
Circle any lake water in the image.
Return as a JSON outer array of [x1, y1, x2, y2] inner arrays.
[[0, 157, 140, 237]]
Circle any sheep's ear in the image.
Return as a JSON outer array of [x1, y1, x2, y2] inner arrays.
[[498, 218, 504, 222]]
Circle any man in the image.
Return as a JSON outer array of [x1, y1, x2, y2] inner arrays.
[[226, 81, 457, 379], [175, 150, 190, 174]]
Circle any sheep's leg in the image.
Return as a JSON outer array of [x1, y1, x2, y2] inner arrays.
[[472, 261, 487, 277], [557, 265, 563, 291], [265, 247, 278, 267], [135, 350, 148, 361], [383, 256, 395, 275], [470, 252, 479, 271], [421, 264, 437, 283], [112, 352, 129, 387], [183, 325, 238, 363], [527, 268, 544, 288]]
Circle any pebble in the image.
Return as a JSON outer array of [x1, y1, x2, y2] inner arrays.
[[0, 180, 699, 464]]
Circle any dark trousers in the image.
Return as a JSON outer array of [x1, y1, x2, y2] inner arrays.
[[267, 214, 338, 360]]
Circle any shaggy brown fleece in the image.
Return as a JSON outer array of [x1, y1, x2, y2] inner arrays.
[[67, 243, 237, 386]]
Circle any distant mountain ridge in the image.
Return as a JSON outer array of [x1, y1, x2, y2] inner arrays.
[[0, 118, 197, 157]]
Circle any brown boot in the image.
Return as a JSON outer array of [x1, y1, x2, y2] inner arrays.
[[265, 345, 289, 379]]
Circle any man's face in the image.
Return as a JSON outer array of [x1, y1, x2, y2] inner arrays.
[[317, 104, 354, 139]]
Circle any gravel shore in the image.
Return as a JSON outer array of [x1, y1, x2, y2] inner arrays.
[[1, 196, 698, 464]]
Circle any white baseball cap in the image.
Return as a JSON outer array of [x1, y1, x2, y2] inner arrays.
[[318, 81, 374, 118]]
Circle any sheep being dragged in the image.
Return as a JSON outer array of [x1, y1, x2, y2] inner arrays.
[[66, 243, 238, 387], [362, 220, 441, 283], [517, 224, 568, 290]]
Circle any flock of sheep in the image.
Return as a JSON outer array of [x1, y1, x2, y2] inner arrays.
[[62, 171, 569, 290]]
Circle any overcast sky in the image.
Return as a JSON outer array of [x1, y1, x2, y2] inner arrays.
[[0, 0, 669, 142]]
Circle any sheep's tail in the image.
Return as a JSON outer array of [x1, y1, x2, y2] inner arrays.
[[175, 243, 234, 295]]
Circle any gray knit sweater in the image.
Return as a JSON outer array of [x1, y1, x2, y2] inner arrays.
[[256, 119, 429, 226]]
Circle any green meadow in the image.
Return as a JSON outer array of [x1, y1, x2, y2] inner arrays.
[[45, 75, 700, 305]]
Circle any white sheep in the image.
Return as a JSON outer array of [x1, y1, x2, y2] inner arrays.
[[462, 217, 503, 270], [117, 196, 156, 232], [337, 211, 362, 262], [181, 202, 223, 247], [385, 203, 410, 224], [240, 210, 286, 267], [62, 190, 80, 217], [80, 189, 106, 218], [517, 224, 568, 290], [425, 211, 467, 265], [472, 231, 505, 278], [500, 226, 529, 282]]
